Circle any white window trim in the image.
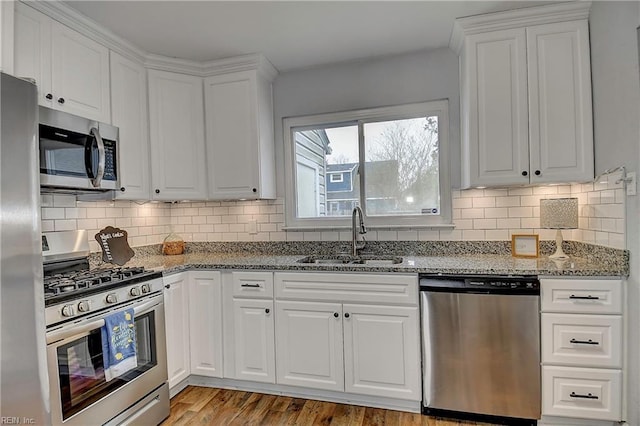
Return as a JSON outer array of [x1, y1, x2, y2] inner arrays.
[[329, 173, 344, 183], [283, 100, 452, 230]]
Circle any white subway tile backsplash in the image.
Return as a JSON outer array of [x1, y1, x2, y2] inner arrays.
[[54, 219, 77, 231], [472, 197, 495, 208], [40, 170, 626, 251], [495, 196, 521, 207], [460, 208, 484, 219], [472, 219, 497, 229], [508, 207, 533, 218], [42, 208, 66, 220]]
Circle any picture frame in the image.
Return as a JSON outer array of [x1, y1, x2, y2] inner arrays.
[[511, 234, 539, 258]]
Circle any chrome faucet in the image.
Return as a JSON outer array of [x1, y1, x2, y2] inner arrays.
[[351, 206, 367, 256]]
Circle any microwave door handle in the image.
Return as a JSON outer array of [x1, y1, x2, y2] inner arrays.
[[90, 127, 106, 188]]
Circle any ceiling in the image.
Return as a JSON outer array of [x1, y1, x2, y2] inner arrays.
[[63, 1, 553, 72]]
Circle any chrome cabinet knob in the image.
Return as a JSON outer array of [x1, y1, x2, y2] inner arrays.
[[106, 293, 118, 304], [61, 304, 75, 317], [77, 300, 90, 313]]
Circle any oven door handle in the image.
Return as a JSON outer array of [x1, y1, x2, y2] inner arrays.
[[47, 298, 161, 344]]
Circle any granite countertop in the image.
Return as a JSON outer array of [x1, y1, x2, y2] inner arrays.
[[96, 251, 628, 277]]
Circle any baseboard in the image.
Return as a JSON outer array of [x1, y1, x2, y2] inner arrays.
[[538, 416, 622, 426], [168, 378, 189, 399], [172, 375, 421, 413]]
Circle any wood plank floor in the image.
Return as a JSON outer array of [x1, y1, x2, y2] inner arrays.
[[161, 386, 500, 425]]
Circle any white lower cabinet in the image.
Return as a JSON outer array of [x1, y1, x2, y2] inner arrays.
[[542, 366, 622, 421], [164, 271, 223, 392], [343, 304, 420, 399], [540, 278, 624, 423], [188, 271, 223, 378], [232, 297, 276, 383], [163, 273, 191, 389], [275, 301, 344, 391], [274, 272, 421, 402]]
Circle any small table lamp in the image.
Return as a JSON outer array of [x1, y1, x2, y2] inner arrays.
[[540, 198, 579, 259]]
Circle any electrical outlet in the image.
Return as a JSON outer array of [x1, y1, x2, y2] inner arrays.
[[248, 219, 258, 234], [627, 172, 637, 196]]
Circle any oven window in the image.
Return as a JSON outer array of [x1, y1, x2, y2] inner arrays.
[[56, 311, 157, 420]]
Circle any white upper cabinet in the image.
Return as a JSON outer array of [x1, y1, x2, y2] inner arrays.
[[147, 69, 207, 201], [204, 64, 277, 200], [453, 2, 594, 188], [526, 20, 593, 184], [14, 3, 110, 122], [110, 51, 150, 200], [14, 3, 51, 106]]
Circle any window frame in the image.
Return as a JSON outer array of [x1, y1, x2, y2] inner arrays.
[[329, 173, 344, 183], [283, 100, 452, 230]]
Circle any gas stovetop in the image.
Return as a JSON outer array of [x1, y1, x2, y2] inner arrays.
[[44, 266, 162, 306]]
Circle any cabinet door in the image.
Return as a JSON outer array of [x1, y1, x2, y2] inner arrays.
[[110, 51, 150, 200], [462, 28, 529, 187], [148, 70, 207, 201], [275, 301, 344, 392], [204, 72, 260, 200], [232, 298, 275, 383], [343, 304, 421, 400], [50, 21, 110, 122], [13, 3, 52, 107], [527, 20, 593, 183], [189, 272, 223, 378], [163, 273, 190, 389]]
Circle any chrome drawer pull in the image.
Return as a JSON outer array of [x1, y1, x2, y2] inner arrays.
[[569, 295, 600, 300], [241, 283, 261, 288], [570, 338, 599, 345], [570, 392, 599, 400]]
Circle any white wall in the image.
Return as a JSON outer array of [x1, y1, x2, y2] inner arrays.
[[589, 1, 640, 424], [272, 47, 461, 195]]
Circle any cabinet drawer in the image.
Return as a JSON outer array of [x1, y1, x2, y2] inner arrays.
[[232, 271, 273, 298], [274, 272, 418, 305], [541, 279, 622, 314], [541, 314, 622, 368], [542, 366, 622, 421]]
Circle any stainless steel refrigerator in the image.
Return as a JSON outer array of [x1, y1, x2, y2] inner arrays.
[[0, 72, 49, 423]]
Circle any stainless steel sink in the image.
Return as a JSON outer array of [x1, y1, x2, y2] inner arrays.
[[297, 255, 403, 265]]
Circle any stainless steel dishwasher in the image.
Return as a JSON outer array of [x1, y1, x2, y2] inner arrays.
[[420, 275, 540, 425]]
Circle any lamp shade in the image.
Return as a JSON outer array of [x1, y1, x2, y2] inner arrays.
[[540, 198, 579, 229]]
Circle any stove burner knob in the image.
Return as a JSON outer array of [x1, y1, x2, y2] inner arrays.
[[141, 284, 151, 294], [106, 293, 118, 304], [130, 287, 141, 297], [61, 304, 75, 317], [77, 301, 90, 313]]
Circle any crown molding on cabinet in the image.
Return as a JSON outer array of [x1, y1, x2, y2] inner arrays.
[[145, 52, 278, 81], [21, 0, 279, 79], [449, 1, 592, 53], [25, 0, 148, 64]]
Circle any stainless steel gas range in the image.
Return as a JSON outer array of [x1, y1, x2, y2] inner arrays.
[[43, 230, 169, 426]]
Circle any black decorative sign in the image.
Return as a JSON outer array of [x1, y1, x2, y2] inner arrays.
[[95, 226, 134, 266]]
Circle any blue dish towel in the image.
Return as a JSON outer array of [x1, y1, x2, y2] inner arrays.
[[101, 308, 137, 382]]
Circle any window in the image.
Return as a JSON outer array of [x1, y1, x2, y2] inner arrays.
[[283, 100, 451, 229], [329, 173, 344, 183]]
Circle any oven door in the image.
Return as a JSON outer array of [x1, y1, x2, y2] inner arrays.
[[46, 294, 167, 425]]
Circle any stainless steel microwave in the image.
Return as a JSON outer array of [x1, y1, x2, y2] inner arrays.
[[39, 107, 119, 191]]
